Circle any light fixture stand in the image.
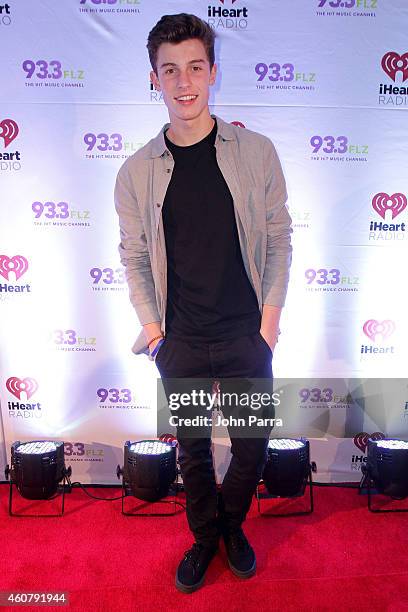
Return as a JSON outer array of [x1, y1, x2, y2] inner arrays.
[[360, 464, 408, 513], [4, 464, 72, 517], [116, 464, 180, 517], [256, 461, 317, 517]]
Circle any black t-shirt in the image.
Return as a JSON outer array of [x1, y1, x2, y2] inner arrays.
[[162, 119, 261, 342]]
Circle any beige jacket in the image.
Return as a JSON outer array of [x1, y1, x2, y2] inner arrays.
[[114, 115, 293, 355]]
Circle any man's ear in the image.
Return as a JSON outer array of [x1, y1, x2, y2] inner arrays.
[[150, 70, 161, 91], [209, 63, 217, 86]]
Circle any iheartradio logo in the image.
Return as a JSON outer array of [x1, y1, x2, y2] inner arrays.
[[381, 52, 408, 83], [6, 377, 38, 400], [0, 255, 29, 281], [354, 432, 385, 453], [363, 319, 395, 343], [372, 193, 407, 220], [0, 118, 19, 148]]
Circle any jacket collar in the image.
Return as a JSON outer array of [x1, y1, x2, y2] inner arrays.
[[148, 114, 235, 159]]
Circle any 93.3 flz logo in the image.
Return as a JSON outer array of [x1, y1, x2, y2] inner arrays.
[[83, 131, 143, 159], [316, 0, 377, 17], [379, 51, 408, 107], [0, 118, 21, 172], [255, 62, 316, 93], [309, 134, 368, 162], [90, 266, 126, 292], [64, 441, 104, 462], [304, 267, 359, 292], [96, 387, 149, 410], [51, 329, 97, 353], [32, 200, 91, 228], [22, 59, 85, 89], [79, 0, 141, 15]]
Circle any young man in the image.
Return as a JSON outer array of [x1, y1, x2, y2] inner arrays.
[[114, 13, 292, 593]]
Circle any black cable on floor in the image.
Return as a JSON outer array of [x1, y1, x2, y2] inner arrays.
[[67, 479, 186, 509], [68, 480, 125, 501]]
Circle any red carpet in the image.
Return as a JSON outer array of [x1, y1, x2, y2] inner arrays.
[[1, 483, 408, 612]]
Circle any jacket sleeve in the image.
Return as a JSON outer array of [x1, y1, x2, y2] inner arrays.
[[114, 160, 160, 326], [261, 138, 293, 308]]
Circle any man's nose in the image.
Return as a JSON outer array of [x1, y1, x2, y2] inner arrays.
[[176, 69, 193, 89]]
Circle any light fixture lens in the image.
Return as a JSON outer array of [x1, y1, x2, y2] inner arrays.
[[376, 440, 408, 450], [129, 441, 171, 455], [10, 440, 66, 501], [268, 439, 305, 450], [16, 441, 57, 454]]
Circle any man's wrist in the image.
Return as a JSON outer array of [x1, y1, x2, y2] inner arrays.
[[260, 327, 281, 350], [143, 321, 163, 349], [147, 333, 164, 349], [150, 337, 165, 358]]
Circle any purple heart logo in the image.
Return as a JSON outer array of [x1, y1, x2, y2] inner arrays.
[[372, 192, 407, 220], [0, 118, 19, 148], [6, 376, 38, 400], [381, 52, 408, 82], [363, 320, 395, 342], [0, 255, 29, 281], [354, 431, 385, 453]]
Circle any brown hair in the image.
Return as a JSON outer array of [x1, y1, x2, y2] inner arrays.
[[147, 13, 216, 75]]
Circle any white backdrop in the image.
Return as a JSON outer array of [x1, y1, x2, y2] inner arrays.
[[1, 0, 407, 484]]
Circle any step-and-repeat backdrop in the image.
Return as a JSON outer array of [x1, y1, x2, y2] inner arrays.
[[1, 0, 407, 484]]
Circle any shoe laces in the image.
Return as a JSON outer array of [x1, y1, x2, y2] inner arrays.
[[183, 543, 204, 566], [228, 530, 250, 552]]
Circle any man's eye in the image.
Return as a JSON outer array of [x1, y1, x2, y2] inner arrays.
[[165, 69, 174, 74], [192, 66, 202, 71]]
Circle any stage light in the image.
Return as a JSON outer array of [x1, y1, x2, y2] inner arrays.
[[4, 440, 71, 516], [262, 438, 311, 498], [366, 438, 408, 501], [120, 439, 177, 503], [9, 440, 67, 499]]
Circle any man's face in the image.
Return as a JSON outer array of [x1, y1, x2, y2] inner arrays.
[[150, 38, 217, 125]]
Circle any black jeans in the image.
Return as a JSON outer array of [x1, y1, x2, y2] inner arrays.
[[155, 331, 273, 548]]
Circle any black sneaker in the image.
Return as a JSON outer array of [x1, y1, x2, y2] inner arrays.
[[223, 528, 256, 578], [175, 543, 218, 593]]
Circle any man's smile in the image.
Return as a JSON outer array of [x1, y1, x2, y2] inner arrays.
[[174, 94, 199, 104]]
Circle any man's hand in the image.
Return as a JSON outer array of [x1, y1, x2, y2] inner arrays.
[[259, 328, 278, 352], [260, 304, 282, 351]]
